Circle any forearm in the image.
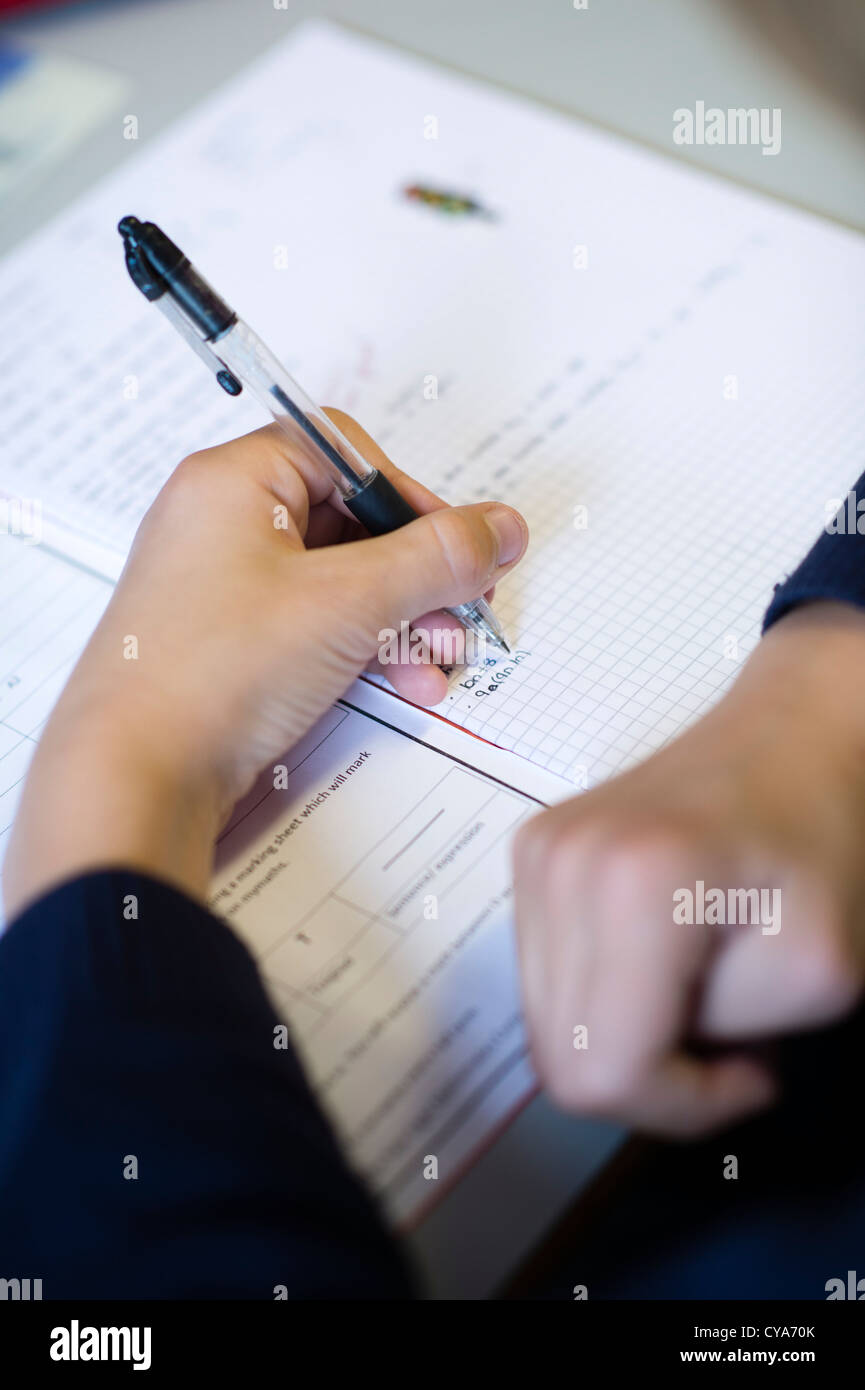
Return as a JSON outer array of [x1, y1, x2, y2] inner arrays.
[[3, 683, 221, 923]]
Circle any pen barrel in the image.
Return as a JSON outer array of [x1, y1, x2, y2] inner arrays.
[[167, 259, 235, 339], [344, 473, 420, 535], [212, 320, 379, 500]]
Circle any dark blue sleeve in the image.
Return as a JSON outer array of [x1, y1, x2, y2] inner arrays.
[[0, 870, 414, 1300], [763, 472, 865, 631]]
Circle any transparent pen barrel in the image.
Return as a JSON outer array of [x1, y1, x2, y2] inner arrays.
[[213, 319, 377, 499]]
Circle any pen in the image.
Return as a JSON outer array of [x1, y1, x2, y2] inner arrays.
[[117, 216, 512, 657]]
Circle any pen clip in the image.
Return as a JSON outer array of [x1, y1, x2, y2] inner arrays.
[[155, 294, 242, 396]]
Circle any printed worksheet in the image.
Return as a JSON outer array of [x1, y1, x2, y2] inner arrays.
[[1, 21, 863, 787], [209, 702, 539, 1224]]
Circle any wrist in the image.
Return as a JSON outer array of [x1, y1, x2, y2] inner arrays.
[[753, 600, 865, 721], [3, 695, 222, 922], [732, 601, 865, 813]]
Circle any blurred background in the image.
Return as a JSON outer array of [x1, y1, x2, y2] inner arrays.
[[1, 0, 864, 260]]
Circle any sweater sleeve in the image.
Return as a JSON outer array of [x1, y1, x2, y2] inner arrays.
[[763, 472, 865, 631], [0, 869, 414, 1300]]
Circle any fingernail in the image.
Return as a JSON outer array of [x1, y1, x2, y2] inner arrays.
[[485, 506, 525, 566]]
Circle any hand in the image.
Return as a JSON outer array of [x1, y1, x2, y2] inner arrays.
[[513, 602, 865, 1137], [4, 413, 527, 919]]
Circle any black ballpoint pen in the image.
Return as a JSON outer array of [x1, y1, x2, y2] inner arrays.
[[117, 216, 512, 655]]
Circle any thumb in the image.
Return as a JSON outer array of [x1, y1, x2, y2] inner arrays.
[[351, 502, 528, 630]]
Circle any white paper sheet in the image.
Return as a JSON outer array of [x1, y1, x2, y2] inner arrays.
[[0, 21, 863, 784]]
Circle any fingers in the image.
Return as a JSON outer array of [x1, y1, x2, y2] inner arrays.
[[174, 416, 526, 584], [322, 408, 450, 517], [243, 408, 451, 520], [513, 810, 595, 1076], [574, 840, 776, 1134], [164, 426, 313, 542], [171, 412, 432, 541], [304, 497, 358, 549], [620, 1053, 776, 1137], [366, 651, 449, 705], [513, 812, 777, 1136], [366, 610, 466, 706], [695, 868, 861, 1039], [344, 500, 528, 634]]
